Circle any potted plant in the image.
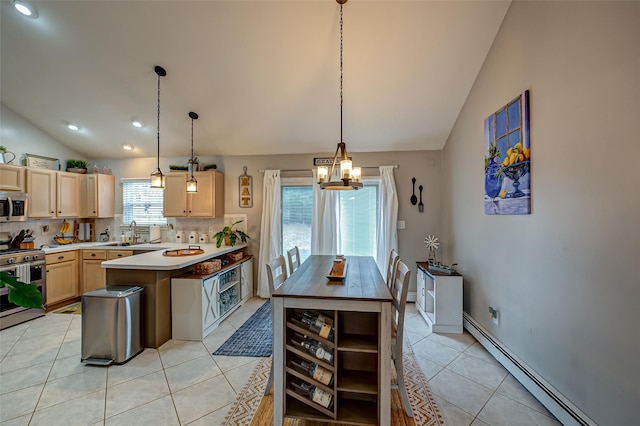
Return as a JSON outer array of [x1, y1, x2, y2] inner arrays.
[[213, 220, 250, 248], [66, 159, 88, 173], [0, 271, 44, 310], [169, 164, 188, 171]]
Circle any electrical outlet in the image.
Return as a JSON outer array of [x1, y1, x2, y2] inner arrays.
[[488, 306, 499, 325]]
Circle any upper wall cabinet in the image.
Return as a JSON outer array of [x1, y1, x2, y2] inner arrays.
[[27, 169, 81, 218], [0, 164, 26, 191], [164, 170, 224, 218], [81, 174, 115, 218]]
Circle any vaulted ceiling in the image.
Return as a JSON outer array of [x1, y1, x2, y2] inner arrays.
[[1, 0, 510, 159]]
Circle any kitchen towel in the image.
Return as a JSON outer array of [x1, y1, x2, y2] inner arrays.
[[149, 225, 161, 242]]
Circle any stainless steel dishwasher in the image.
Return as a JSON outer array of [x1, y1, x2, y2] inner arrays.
[[81, 285, 144, 365]]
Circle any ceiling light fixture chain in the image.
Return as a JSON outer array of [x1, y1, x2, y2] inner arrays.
[[340, 0, 344, 144], [150, 65, 167, 188]]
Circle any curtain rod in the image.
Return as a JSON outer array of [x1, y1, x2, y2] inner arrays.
[[258, 165, 398, 173]]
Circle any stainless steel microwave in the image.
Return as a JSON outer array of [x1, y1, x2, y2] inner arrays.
[[0, 192, 28, 222]]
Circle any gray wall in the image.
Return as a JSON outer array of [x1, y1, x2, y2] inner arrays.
[[441, 1, 639, 424], [91, 150, 443, 296]]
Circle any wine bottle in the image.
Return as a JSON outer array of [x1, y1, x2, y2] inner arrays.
[[291, 359, 334, 386], [290, 380, 334, 409], [301, 311, 334, 341], [290, 333, 334, 364]]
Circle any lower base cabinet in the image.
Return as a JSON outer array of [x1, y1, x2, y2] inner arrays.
[[81, 249, 133, 294], [172, 257, 253, 340], [45, 250, 79, 306]]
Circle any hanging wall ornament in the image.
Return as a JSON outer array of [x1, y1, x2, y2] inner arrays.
[[239, 166, 253, 208]]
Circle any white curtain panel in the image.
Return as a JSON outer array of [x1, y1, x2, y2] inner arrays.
[[376, 165, 399, 275], [258, 170, 282, 298], [311, 169, 340, 255]]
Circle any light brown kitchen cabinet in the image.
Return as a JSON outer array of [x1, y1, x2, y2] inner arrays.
[[107, 249, 133, 260], [81, 174, 115, 218], [27, 169, 81, 218], [0, 164, 25, 191], [81, 249, 132, 294], [27, 168, 56, 218], [163, 170, 224, 218], [81, 250, 107, 293], [45, 250, 79, 306], [56, 172, 81, 217]]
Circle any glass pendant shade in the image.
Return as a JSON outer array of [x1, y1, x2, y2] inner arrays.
[[351, 167, 361, 182], [186, 177, 197, 193], [317, 166, 328, 183], [150, 169, 165, 188]]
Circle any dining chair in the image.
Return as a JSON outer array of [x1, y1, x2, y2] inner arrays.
[[264, 255, 288, 395], [390, 259, 413, 417], [287, 246, 301, 276], [386, 249, 400, 290]]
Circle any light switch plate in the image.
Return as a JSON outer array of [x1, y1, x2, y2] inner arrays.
[[397, 221, 406, 229]]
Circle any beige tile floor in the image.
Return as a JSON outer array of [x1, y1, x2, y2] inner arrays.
[[0, 298, 560, 425]]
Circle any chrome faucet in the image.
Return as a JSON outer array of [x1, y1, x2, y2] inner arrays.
[[129, 220, 138, 244]]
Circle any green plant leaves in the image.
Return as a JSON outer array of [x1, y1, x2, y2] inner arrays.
[[0, 272, 44, 310]]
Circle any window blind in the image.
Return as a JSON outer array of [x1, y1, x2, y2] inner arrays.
[[121, 179, 167, 226]]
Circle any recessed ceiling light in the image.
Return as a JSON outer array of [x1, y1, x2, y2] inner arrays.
[[67, 123, 80, 131], [122, 144, 134, 151], [131, 120, 143, 128], [14, 0, 38, 19]]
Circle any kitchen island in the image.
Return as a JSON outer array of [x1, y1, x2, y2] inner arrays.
[[102, 243, 247, 348], [272, 255, 392, 425]]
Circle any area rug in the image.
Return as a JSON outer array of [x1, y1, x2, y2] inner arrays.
[[213, 301, 272, 357], [222, 341, 445, 425], [52, 302, 82, 314]]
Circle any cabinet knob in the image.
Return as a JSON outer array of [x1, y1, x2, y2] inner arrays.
[[91, 253, 96, 257], [117, 254, 123, 257], [50, 211, 54, 214], [58, 256, 64, 260]]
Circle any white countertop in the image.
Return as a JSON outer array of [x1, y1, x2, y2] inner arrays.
[[102, 243, 247, 271], [41, 241, 167, 254], [42, 242, 247, 271]]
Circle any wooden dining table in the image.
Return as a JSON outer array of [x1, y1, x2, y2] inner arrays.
[[271, 255, 392, 425]]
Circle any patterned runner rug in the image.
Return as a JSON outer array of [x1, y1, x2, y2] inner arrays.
[[223, 341, 445, 425], [213, 301, 272, 357]]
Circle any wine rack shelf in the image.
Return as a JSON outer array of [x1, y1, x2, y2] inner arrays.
[[283, 308, 380, 425]]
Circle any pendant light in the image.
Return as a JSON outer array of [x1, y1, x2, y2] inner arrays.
[[317, 0, 362, 191], [150, 65, 166, 188], [186, 111, 199, 193]]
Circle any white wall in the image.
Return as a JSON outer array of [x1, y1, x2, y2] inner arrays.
[[0, 103, 85, 166], [442, 1, 639, 424]]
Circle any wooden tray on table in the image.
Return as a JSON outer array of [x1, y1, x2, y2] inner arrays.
[[163, 245, 204, 256], [327, 258, 348, 284]]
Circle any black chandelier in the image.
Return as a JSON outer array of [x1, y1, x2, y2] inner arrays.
[[317, 0, 362, 191]]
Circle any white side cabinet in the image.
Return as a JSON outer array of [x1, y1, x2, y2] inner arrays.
[[416, 262, 463, 334], [172, 257, 252, 340]]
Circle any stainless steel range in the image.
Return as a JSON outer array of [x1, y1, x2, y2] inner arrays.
[[0, 247, 46, 330]]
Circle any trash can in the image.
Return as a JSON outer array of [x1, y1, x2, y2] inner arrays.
[[81, 285, 144, 365]]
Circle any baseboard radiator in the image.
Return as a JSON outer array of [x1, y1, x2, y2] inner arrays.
[[463, 313, 596, 426]]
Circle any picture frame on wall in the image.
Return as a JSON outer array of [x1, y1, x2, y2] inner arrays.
[[239, 166, 252, 208], [484, 90, 531, 215], [23, 153, 60, 170]]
